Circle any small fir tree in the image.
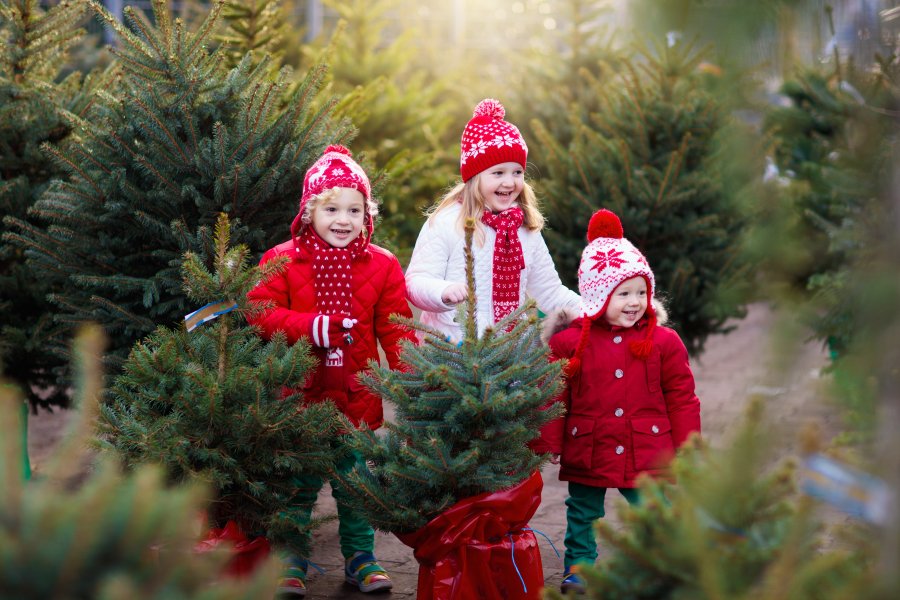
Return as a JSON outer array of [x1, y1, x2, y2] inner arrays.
[[215, 0, 292, 74], [511, 0, 625, 158], [0, 325, 279, 599], [754, 28, 900, 444], [0, 0, 106, 408], [96, 214, 346, 555], [5, 0, 352, 371], [544, 401, 873, 600], [761, 53, 896, 360], [338, 219, 565, 533], [533, 38, 749, 356], [306, 0, 462, 260]]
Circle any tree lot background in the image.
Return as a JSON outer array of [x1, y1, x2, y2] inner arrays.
[[3, 0, 900, 597]]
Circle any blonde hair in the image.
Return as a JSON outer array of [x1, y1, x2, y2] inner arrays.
[[426, 174, 544, 245], [301, 187, 379, 236]]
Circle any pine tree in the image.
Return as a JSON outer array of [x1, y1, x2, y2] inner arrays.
[[0, 0, 107, 408], [216, 0, 293, 74], [511, 0, 625, 158], [543, 400, 872, 600], [96, 213, 346, 555], [337, 219, 565, 532], [4, 0, 352, 371], [306, 0, 462, 261], [754, 20, 900, 443], [761, 52, 896, 359], [532, 38, 749, 356], [1, 325, 279, 599]]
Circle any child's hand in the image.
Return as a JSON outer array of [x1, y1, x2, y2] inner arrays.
[[441, 282, 468, 305], [550, 453, 560, 465], [310, 314, 357, 348]]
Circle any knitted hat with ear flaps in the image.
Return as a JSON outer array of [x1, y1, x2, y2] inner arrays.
[[566, 209, 657, 377], [459, 98, 528, 182], [290, 145, 373, 247]]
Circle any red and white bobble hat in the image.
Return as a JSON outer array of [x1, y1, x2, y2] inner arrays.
[[568, 209, 657, 375], [459, 98, 528, 182], [578, 209, 655, 320], [291, 145, 373, 240]]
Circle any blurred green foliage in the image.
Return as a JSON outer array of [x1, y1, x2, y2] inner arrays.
[[543, 401, 877, 600], [1, 325, 279, 599]]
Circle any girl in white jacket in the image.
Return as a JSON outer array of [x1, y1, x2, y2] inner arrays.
[[406, 98, 580, 341]]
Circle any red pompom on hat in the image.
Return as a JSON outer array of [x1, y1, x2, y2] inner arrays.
[[565, 208, 657, 377], [459, 98, 528, 182], [291, 144, 374, 244], [586, 208, 624, 241]]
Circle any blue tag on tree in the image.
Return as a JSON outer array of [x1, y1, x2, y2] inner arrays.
[[800, 453, 891, 524]]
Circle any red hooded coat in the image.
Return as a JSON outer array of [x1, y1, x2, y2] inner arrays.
[[247, 239, 415, 429], [535, 317, 700, 488]]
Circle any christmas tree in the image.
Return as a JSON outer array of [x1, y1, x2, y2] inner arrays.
[[544, 400, 872, 600], [532, 38, 749, 356], [5, 0, 351, 371], [761, 42, 896, 361], [0, 0, 107, 408], [215, 0, 293, 74], [96, 213, 346, 556], [0, 325, 279, 599], [305, 0, 463, 260], [512, 0, 625, 157], [335, 219, 564, 597], [338, 219, 564, 531]]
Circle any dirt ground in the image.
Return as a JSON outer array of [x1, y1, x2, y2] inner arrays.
[[26, 302, 846, 599]]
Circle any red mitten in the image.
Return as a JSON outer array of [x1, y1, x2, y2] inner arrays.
[[309, 314, 357, 348]]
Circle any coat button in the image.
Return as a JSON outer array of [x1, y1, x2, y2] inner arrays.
[[615, 445, 624, 455], [571, 426, 578, 436], [615, 408, 624, 417], [651, 425, 659, 434], [615, 369, 624, 378], [613, 335, 622, 344]]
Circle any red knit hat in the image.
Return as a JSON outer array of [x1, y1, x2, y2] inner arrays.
[[567, 209, 657, 376], [459, 99, 528, 182], [290, 145, 373, 243]]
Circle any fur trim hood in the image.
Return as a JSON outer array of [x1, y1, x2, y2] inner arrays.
[[541, 299, 669, 346]]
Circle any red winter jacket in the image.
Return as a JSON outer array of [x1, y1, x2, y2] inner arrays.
[[535, 317, 700, 488], [247, 239, 415, 429]]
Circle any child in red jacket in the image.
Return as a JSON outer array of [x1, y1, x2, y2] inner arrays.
[[248, 145, 415, 597], [534, 208, 701, 595]]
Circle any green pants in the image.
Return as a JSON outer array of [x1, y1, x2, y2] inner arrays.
[[564, 482, 641, 568], [21, 401, 31, 481], [282, 449, 374, 560]]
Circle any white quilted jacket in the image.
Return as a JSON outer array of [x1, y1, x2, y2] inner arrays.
[[405, 202, 581, 341]]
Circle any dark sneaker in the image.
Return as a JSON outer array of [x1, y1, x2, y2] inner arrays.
[[560, 565, 586, 595]]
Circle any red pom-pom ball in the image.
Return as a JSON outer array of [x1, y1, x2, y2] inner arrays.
[[586, 209, 624, 242], [473, 98, 505, 120], [324, 144, 352, 157]]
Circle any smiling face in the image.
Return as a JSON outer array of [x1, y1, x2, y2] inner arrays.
[[603, 276, 649, 328], [477, 162, 525, 213], [311, 187, 366, 248]]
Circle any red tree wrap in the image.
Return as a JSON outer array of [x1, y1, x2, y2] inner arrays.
[[396, 471, 545, 600], [195, 520, 271, 577]]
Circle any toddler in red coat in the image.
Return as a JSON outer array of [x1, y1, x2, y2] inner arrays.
[[534, 208, 701, 594], [247, 145, 415, 597]]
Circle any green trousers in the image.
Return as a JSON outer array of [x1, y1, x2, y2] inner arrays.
[[282, 449, 374, 560], [563, 481, 641, 568], [21, 401, 31, 481]]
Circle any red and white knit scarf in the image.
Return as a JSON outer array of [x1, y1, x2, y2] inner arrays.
[[299, 228, 364, 395], [481, 206, 525, 323]]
